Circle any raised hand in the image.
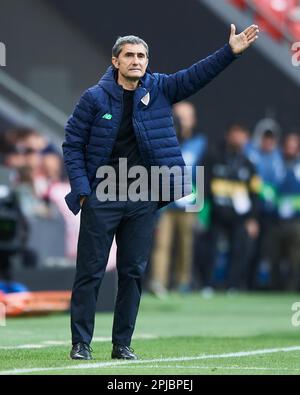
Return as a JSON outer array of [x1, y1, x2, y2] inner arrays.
[[229, 24, 259, 55]]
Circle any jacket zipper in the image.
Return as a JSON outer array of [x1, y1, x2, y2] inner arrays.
[[133, 110, 150, 168]]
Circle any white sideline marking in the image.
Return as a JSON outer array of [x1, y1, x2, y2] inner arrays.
[[0, 334, 157, 350], [95, 365, 300, 372], [0, 345, 300, 375]]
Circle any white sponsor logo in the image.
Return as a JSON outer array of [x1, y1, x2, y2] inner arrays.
[[0, 42, 6, 66], [291, 42, 300, 67], [291, 302, 300, 327]]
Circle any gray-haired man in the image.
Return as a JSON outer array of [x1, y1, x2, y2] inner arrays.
[[63, 25, 259, 360]]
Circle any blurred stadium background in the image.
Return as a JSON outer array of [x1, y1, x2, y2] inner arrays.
[[0, 0, 300, 375]]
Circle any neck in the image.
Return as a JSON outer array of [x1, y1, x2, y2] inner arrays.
[[227, 144, 241, 154], [181, 128, 193, 139], [284, 154, 297, 162], [117, 73, 139, 90]]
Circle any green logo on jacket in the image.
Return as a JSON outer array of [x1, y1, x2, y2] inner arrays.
[[102, 113, 112, 120]]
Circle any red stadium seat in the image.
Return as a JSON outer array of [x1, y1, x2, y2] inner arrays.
[[254, 14, 284, 40], [287, 6, 300, 40], [229, 0, 247, 10], [288, 20, 300, 39], [253, 0, 297, 41]]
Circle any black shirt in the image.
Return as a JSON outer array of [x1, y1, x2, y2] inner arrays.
[[108, 89, 144, 172], [105, 88, 148, 197]]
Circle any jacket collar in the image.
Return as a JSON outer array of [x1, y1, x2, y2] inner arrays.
[[98, 65, 155, 102]]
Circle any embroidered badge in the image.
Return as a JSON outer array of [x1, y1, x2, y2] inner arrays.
[[102, 113, 113, 120], [141, 92, 150, 106]]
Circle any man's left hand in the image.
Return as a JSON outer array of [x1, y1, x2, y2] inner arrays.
[[229, 24, 259, 55]]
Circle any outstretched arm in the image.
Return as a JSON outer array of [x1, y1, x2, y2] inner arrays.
[[159, 24, 259, 104]]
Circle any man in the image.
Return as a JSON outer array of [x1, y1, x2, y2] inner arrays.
[[270, 133, 300, 291], [149, 101, 206, 297], [201, 123, 260, 292], [62, 24, 259, 360], [244, 122, 284, 289]]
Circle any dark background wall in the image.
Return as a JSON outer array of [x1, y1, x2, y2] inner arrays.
[[46, 0, 300, 138]]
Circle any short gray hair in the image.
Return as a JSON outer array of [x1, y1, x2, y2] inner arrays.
[[112, 35, 149, 58]]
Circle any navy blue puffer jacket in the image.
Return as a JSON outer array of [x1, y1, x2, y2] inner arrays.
[[62, 43, 237, 215]]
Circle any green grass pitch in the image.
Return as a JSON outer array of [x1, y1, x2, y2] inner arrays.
[[0, 292, 300, 375]]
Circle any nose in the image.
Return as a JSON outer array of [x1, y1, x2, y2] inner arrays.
[[132, 55, 140, 64]]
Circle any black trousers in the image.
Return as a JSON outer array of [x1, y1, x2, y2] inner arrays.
[[71, 189, 157, 346], [204, 219, 255, 289], [269, 219, 300, 291]]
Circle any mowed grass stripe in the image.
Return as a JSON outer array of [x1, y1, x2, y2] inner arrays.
[[1, 293, 299, 374], [1, 345, 300, 375], [0, 334, 157, 350]]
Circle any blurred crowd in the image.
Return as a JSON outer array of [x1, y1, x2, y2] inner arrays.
[[0, 126, 80, 281], [148, 101, 300, 296], [1, 102, 300, 295]]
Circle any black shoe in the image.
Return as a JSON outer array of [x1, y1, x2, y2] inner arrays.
[[111, 344, 138, 360], [70, 342, 93, 360]]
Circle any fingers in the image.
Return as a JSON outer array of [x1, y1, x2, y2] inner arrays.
[[247, 29, 259, 39], [230, 23, 236, 36], [247, 35, 259, 45], [247, 26, 259, 43], [244, 24, 259, 37], [247, 30, 259, 40]]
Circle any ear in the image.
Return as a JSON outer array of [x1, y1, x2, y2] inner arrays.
[[112, 56, 119, 69]]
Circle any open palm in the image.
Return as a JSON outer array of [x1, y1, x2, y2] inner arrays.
[[229, 24, 259, 55]]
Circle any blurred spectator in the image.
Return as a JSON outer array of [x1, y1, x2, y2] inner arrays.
[[0, 128, 50, 217], [269, 132, 300, 291], [0, 127, 70, 264], [41, 152, 80, 258], [244, 119, 284, 288], [0, 165, 33, 287], [149, 102, 207, 297], [202, 123, 261, 292]]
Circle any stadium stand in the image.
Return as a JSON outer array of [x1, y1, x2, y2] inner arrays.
[[229, 0, 300, 42]]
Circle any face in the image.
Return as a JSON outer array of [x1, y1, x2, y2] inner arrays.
[[112, 43, 148, 81], [42, 154, 62, 181], [227, 127, 249, 150], [173, 102, 196, 137], [22, 134, 46, 151], [4, 153, 26, 169], [20, 134, 46, 171], [261, 136, 277, 152], [283, 135, 300, 159]]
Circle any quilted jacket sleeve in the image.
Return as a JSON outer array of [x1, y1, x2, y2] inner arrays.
[[62, 89, 95, 202], [158, 43, 238, 104]]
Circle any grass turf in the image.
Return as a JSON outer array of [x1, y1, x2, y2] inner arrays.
[[0, 292, 300, 375]]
